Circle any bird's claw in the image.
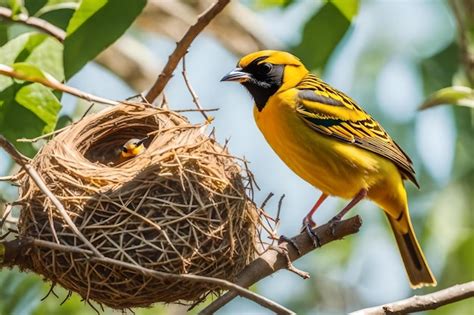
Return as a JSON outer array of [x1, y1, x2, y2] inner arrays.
[[304, 222, 321, 248], [301, 216, 321, 247], [328, 216, 341, 237], [301, 216, 317, 230]]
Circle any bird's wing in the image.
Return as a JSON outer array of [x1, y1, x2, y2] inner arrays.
[[295, 74, 419, 187]]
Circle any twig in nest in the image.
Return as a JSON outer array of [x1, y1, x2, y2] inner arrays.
[[181, 55, 212, 122], [145, 0, 231, 103], [41, 283, 59, 301], [0, 136, 103, 258], [350, 280, 474, 315], [0, 174, 21, 182], [17, 126, 70, 143], [60, 291, 73, 306], [1, 204, 13, 230]]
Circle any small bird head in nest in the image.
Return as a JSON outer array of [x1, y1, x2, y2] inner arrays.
[[119, 137, 148, 160]]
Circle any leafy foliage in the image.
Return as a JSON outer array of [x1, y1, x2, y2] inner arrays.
[[63, 0, 146, 79], [420, 86, 474, 110], [292, 0, 359, 72], [0, 32, 62, 155]]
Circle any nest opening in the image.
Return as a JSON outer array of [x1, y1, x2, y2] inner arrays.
[[16, 104, 259, 309], [75, 111, 157, 165]]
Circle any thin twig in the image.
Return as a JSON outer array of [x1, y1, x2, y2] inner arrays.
[[350, 281, 474, 315], [145, 0, 231, 103], [0, 204, 13, 230], [0, 136, 103, 258], [0, 8, 125, 106], [174, 108, 219, 113], [0, 7, 65, 41], [24, 239, 294, 314], [199, 216, 363, 314], [17, 126, 69, 143], [181, 55, 211, 122], [0, 64, 119, 106]]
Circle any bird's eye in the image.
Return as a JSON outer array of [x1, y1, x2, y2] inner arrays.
[[258, 63, 273, 75], [121, 147, 128, 153]]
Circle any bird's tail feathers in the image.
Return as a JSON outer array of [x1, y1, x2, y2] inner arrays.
[[386, 212, 437, 288]]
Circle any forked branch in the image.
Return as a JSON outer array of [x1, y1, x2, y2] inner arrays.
[[200, 216, 363, 314], [145, 0, 231, 103]]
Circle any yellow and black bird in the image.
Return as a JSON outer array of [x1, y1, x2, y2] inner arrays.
[[221, 50, 436, 288], [119, 137, 148, 162]]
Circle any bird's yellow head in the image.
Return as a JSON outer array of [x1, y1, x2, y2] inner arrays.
[[120, 137, 147, 159], [221, 50, 309, 111]]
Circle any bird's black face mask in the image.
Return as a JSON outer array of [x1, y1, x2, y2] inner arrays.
[[221, 57, 284, 111]]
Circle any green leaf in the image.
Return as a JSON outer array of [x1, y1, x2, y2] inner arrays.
[[292, 0, 359, 71], [0, 32, 64, 81], [420, 42, 459, 94], [56, 114, 72, 129], [332, 0, 359, 20], [0, 32, 63, 155], [254, 0, 294, 8], [63, 0, 146, 79], [35, 2, 78, 30], [420, 86, 474, 110], [24, 0, 47, 15], [11, 62, 51, 81], [15, 81, 61, 127], [8, 0, 24, 16], [0, 24, 8, 47]]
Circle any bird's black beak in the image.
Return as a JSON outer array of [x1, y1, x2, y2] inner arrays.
[[220, 68, 251, 82], [136, 136, 148, 146]]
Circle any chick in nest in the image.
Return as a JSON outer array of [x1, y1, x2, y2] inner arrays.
[[119, 137, 148, 162]]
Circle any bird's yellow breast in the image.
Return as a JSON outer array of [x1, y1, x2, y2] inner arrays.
[[253, 89, 395, 199]]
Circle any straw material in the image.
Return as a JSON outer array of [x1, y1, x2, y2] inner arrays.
[[16, 104, 258, 309]]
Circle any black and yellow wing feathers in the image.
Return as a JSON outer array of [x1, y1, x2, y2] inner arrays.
[[295, 74, 419, 187]]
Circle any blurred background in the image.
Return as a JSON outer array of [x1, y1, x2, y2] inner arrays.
[[0, 0, 472, 314]]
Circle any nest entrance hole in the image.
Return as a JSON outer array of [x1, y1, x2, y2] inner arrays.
[[73, 111, 159, 165]]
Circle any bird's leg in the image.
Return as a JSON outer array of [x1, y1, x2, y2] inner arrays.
[[302, 193, 328, 247], [303, 193, 329, 227], [328, 188, 367, 235]]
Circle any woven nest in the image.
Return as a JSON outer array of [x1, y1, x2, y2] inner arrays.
[[16, 103, 258, 309]]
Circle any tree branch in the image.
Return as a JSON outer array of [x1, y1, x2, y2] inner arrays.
[[0, 64, 120, 106], [350, 281, 474, 315], [0, 238, 295, 315], [200, 216, 363, 314], [0, 6, 65, 41], [144, 0, 231, 103], [0, 6, 152, 97]]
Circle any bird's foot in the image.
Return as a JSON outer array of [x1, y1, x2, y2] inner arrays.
[[272, 239, 310, 279], [327, 215, 342, 237], [301, 217, 321, 248]]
